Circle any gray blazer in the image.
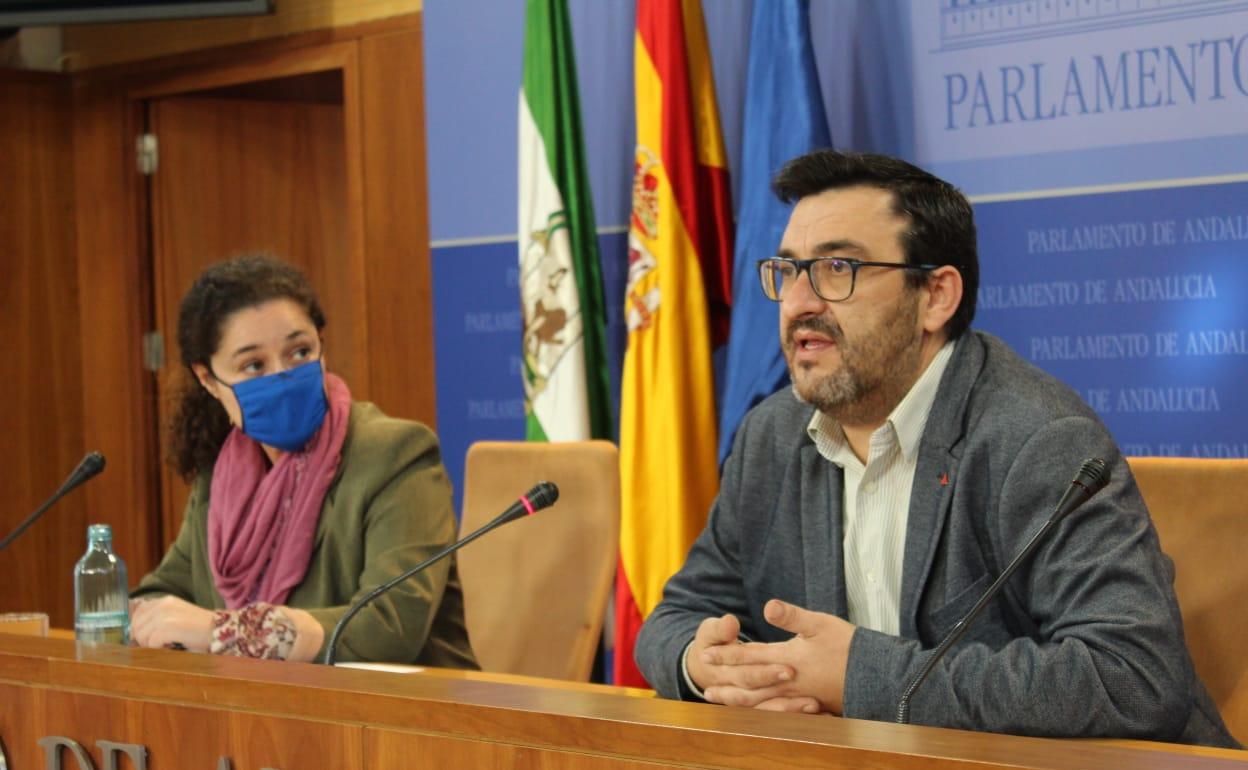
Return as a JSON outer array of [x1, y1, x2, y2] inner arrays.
[[635, 331, 1238, 747]]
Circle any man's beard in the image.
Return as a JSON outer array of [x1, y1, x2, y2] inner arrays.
[[785, 293, 923, 425]]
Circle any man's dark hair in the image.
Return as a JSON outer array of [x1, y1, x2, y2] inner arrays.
[[772, 149, 978, 339]]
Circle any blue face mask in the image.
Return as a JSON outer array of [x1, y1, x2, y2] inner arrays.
[[222, 359, 328, 452]]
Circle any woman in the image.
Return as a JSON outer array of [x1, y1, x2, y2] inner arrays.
[[132, 255, 477, 667]]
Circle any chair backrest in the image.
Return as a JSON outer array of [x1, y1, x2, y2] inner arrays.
[[457, 440, 620, 682], [1127, 457, 1248, 741]]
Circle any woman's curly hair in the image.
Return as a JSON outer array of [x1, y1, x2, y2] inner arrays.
[[169, 255, 326, 480]]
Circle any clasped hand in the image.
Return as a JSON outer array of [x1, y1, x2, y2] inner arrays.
[[686, 599, 855, 715], [130, 595, 215, 651]]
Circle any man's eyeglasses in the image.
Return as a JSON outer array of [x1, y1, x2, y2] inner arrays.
[[756, 257, 940, 303]]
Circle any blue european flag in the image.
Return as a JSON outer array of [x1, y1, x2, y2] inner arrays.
[[719, 0, 830, 463]]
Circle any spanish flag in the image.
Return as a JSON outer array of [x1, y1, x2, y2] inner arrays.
[[615, 0, 733, 687]]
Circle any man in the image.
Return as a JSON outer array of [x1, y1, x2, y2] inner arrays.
[[634, 150, 1239, 747]]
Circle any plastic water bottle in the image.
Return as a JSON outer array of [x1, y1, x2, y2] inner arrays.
[[74, 524, 130, 644]]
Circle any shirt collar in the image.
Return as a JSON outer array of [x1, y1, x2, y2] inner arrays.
[[806, 408, 855, 469], [890, 340, 954, 460], [806, 339, 955, 463]]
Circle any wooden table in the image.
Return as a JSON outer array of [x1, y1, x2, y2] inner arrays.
[[0, 633, 1243, 769]]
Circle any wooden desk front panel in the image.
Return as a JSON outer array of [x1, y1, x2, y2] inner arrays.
[[0, 682, 708, 770], [368, 729, 674, 770], [0, 682, 361, 770], [1, 636, 1244, 770]]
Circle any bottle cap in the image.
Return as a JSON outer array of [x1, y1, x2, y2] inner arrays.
[[87, 523, 113, 541]]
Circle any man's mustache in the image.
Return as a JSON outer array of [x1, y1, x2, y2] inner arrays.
[[784, 316, 843, 349]]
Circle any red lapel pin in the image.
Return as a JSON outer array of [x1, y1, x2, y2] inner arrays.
[[939, 472, 949, 486]]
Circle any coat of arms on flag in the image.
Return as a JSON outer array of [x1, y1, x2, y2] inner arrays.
[[521, 210, 582, 399], [627, 146, 662, 334]]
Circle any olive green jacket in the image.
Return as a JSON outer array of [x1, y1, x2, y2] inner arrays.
[[135, 402, 478, 668]]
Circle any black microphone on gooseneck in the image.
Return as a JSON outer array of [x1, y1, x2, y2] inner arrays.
[[0, 451, 106, 553], [322, 481, 560, 665], [895, 458, 1110, 725]]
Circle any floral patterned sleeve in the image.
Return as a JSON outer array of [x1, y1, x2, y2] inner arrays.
[[209, 603, 298, 660]]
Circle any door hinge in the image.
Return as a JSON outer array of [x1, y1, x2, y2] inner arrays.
[[136, 133, 158, 175], [142, 331, 164, 372]]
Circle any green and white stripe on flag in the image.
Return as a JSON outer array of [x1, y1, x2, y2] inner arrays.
[[518, 0, 613, 443]]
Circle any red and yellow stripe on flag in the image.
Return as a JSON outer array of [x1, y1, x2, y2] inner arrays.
[[615, 0, 734, 687]]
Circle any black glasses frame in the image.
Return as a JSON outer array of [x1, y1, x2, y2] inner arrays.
[[756, 257, 941, 302]]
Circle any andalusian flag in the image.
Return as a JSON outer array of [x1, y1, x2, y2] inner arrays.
[[519, 0, 613, 443], [615, 0, 734, 687]]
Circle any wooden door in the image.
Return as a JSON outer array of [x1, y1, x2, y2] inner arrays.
[[0, 73, 87, 626], [146, 92, 365, 548]]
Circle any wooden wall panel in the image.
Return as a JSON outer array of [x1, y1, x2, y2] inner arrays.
[[1, 13, 435, 624], [61, 0, 423, 71], [360, 24, 437, 426], [0, 73, 88, 628], [71, 79, 163, 588]]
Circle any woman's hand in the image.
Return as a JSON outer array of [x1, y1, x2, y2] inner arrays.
[[281, 607, 325, 662], [130, 595, 214, 652]]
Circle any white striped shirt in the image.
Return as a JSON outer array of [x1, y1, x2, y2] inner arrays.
[[806, 341, 954, 635]]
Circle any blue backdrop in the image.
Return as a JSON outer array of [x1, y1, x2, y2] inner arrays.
[[423, 0, 1248, 509]]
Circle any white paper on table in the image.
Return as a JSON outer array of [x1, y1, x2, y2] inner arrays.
[[334, 662, 425, 674]]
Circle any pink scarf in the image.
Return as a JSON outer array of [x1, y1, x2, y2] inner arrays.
[[208, 372, 352, 609]]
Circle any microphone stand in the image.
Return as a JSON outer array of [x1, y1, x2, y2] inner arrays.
[[322, 481, 558, 665], [895, 458, 1108, 724]]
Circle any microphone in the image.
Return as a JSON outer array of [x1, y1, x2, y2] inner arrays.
[[322, 480, 560, 665], [895, 458, 1109, 725], [0, 451, 106, 552]]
